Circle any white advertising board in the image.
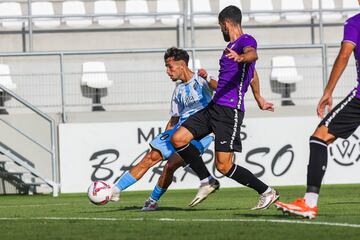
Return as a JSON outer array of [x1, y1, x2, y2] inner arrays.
[[59, 117, 360, 193]]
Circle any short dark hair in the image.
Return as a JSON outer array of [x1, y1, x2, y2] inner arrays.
[[218, 5, 242, 26], [164, 47, 189, 65]]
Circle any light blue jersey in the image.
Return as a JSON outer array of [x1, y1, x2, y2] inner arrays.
[[170, 73, 213, 123], [150, 74, 214, 159]]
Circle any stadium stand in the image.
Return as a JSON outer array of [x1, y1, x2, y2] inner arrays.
[[156, 0, 181, 26], [0, 0, 358, 197], [219, 0, 249, 22], [0, 2, 26, 29], [281, 0, 312, 23], [312, 0, 343, 22], [32, 2, 61, 29], [250, 0, 281, 24], [62, 0, 92, 27], [125, 0, 155, 26], [94, 0, 124, 27], [189, 0, 217, 26]]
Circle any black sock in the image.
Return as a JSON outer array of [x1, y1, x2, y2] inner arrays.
[[306, 136, 328, 194], [226, 164, 268, 194], [176, 143, 211, 180]]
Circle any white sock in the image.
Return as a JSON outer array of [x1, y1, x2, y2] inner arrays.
[[112, 185, 120, 193], [263, 187, 272, 194], [200, 176, 213, 185], [304, 192, 319, 208]]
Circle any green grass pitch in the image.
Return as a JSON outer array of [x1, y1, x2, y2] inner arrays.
[[0, 184, 360, 240]]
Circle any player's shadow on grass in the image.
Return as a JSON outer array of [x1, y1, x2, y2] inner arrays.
[[81, 206, 206, 213], [234, 212, 299, 219]]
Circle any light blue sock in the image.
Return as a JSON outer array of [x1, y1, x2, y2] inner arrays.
[[150, 185, 167, 201], [115, 172, 137, 191]]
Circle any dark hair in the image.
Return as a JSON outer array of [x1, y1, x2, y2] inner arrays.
[[218, 5, 242, 26], [164, 47, 189, 65]]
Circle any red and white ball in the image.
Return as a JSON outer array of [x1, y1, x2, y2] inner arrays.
[[87, 181, 112, 205]]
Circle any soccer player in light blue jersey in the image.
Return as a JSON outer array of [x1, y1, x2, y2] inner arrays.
[[111, 47, 219, 211]]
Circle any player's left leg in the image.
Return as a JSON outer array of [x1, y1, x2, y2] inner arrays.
[[142, 154, 184, 211], [215, 151, 279, 210]]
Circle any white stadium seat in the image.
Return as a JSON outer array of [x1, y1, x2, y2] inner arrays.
[[270, 56, 303, 106], [281, 0, 312, 23], [342, 0, 360, 18], [250, 0, 281, 24], [62, 1, 92, 28], [81, 61, 112, 111], [0, 2, 27, 29], [81, 62, 112, 89], [270, 56, 303, 84], [219, 0, 249, 23], [94, 0, 124, 27], [189, 0, 217, 26], [0, 64, 17, 91], [156, 0, 181, 26], [125, 0, 155, 26], [32, 2, 61, 28], [312, 0, 343, 22]]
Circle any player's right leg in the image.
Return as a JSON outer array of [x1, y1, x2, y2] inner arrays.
[[111, 129, 176, 201], [110, 149, 163, 201]]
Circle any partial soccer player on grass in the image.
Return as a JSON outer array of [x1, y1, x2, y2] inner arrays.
[[111, 47, 220, 210], [170, 5, 279, 210], [275, 9, 360, 219]]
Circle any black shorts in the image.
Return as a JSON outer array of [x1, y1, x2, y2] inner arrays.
[[319, 89, 360, 139], [182, 101, 244, 152]]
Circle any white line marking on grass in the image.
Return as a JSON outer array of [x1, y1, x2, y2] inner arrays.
[[0, 203, 70, 208], [0, 217, 359, 228]]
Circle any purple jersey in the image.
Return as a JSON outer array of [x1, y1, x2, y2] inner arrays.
[[343, 13, 360, 98], [213, 34, 257, 111]]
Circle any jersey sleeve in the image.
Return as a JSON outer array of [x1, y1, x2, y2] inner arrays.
[[169, 87, 181, 117], [196, 75, 213, 93], [343, 20, 359, 46], [233, 35, 257, 54]]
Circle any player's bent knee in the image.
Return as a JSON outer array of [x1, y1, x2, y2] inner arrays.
[[312, 126, 336, 144], [215, 162, 231, 175]]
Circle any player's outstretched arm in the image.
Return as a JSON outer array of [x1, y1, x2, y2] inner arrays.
[[317, 42, 355, 118], [250, 70, 274, 112], [198, 68, 218, 90], [226, 46, 258, 63]]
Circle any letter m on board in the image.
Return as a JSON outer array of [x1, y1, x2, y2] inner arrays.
[[138, 128, 155, 144]]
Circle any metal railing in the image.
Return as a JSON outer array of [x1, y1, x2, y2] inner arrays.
[[0, 43, 341, 121], [0, 0, 358, 51], [0, 83, 59, 196]]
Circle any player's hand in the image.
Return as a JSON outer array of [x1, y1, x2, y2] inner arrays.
[[257, 96, 274, 112], [317, 92, 333, 118], [226, 48, 244, 62], [197, 68, 208, 79]]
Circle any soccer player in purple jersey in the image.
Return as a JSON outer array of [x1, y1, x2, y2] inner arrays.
[[275, 7, 360, 219], [170, 5, 280, 210]]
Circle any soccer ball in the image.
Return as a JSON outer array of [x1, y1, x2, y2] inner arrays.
[[87, 181, 112, 205]]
